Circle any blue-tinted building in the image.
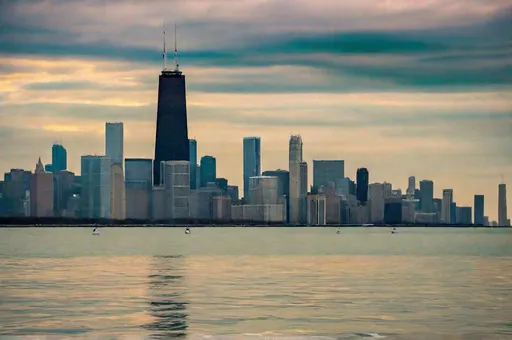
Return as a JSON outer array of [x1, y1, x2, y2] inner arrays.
[[215, 178, 228, 192], [153, 65, 189, 186], [200, 156, 216, 187], [189, 139, 197, 189], [474, 195, 484, 225], [52, 144, 67, 173], [243, 137, 261, 199], [419, 180, 434, 213]]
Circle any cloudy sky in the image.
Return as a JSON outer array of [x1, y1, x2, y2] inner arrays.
[[0, 0, 511, 220]]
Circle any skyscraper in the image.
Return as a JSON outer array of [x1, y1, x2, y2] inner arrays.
[[153, 29, 189, 186], [30, 157, 53, 217], [313, 160, 345, 191], [105, 122, 124, 166], [474, 195, 484, 226], [356, 168, 369, 204], [51, 144, 67, 173], [189, 139, 197, 189], [442, 189, 453, 223], [407, 176, 415, 197], [161, 161, 190, 220], [125, 158, 152, 220], [199, 156, 216, 187], [81, 155, 111, 219], [243, 137, 261, 199], [289, 135, 303, 224], [498, 184, 508, 226], [419, 180, 434, 213]]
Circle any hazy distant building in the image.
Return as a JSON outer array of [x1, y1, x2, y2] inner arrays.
[[356, 168, 369, 204], [189, 139, 197, 190], [313, 160, 344, 191], [200, 156, 216, 188], [161, 161, 190, 220], [243, 137, 261, 199], [369, 183, 385, 223], [433, 198, 442, 220], [190, 183, 222, 220], [125, 158, 152, 220], [299, 161, 308, 224], [402, 198, 419, 223], [226, 185, 239, 202], [215, 178, 228, 192], [498, 184, 508, 226], [383, 182, 392, 199], [249, 176, 279, 205], [450, 202, 457, 224], [406, 176, 415, 197], [53, 170, 75, 216], [81, 155, 111, 219], [105, 122, 124, 166], [384, 197, 402, 224], [307, 193, 326, 225], [153, 58, 189, 186], [474, 195, 484, 226], [110, 163, 126, 220], [212, 195, 232, 221], [442, 189, 453, 224], [30, 158, 53, 217], [289, 135, 303, 224], [456, 206, 472, 224], [3, 169, 31, 216], [419, 180, 434, 213], [51, 144, 67, 173]]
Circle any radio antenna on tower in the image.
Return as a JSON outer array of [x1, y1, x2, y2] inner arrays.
[[162, 21, 167, 71], [174, 22, 179, 71]]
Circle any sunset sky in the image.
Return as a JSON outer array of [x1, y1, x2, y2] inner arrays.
[[0, 0, 511, 220]]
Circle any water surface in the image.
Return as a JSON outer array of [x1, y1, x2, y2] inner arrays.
[[1, 227, 511, 339]]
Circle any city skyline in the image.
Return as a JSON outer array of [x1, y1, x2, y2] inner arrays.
[[0, 1, 511, 220]]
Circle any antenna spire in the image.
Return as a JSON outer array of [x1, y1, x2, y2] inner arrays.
[[174, 22, 179, 71], [162, 21, 167, 71]]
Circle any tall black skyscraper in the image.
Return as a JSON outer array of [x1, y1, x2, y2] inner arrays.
[[153, 26, 189, 186], [356, 168, 369, 204]]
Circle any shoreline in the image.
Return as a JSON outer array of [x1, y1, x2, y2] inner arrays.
[[0, 224, 506, 228]]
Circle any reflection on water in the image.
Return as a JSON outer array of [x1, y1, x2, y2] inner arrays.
[[144, 255, 188, 338]]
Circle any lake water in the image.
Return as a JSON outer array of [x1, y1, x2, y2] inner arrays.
[[0, 227, 511, 339]]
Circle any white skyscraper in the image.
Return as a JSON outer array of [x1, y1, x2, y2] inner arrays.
[[105, 122, 124, 166], [161, 161, 190, 219], [442, 189, 453, 224], [289, 135, 303, 224], [498, 183, 508, 226], [81, 155, 111, 219], [407, 176, 415, 197]]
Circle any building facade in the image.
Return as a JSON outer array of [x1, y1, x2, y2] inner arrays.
[[105, 122, 124, 166], [289, 135, 303, 224], [313, 160, 345, 192], [30, 158, 53, 217], [81, 155, 111, 219], [153, 66, 189, 186], [243, 137, 261, 199]]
